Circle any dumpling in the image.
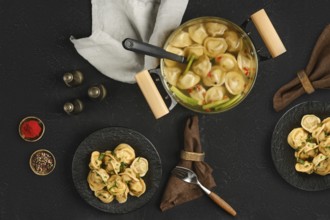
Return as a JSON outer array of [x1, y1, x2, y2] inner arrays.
[[189, 84, 206, 105], [215, 53, 238, 71], [322, 117, 330, 133], [205, 22, 228, 36], [89, 151, 102, 170], [164, 66, 181, 86], [313, 154, 329, 175], [204, 37, 228, 57], [301, 114, 321, 132], [225, 71, 246, 95], [287, 128, 308, 149], [114, 143, 136, 164], [295, 143, 318, 160], [116, 187, 130, 203], [314, 158, 330, 176], [87, 169, 107, 191], [192, 55, 212, 77], [177, 71, 201, 90], [224, 31, 242, 52], [188, 24, 208, 44], [312, 124, 327, 143], [319, 138, 330, 157], [107, 175, 129, 203], [94, 189, 114, 203], [164, 45, 184, 67], [237, 51, 256, 77], [170, 31, 193, 48], [120, 168, 139, 183], [184, 44, 204, 58], [104, 151, 121, 175], [205, 86, 227, 104], [295, 161, 314, 174], [203, 66, 226, 87], [130, 157, 149, 177], [128, 178, 146, 197]]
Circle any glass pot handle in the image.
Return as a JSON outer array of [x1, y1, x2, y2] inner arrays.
[[241, 9, 286, 61]]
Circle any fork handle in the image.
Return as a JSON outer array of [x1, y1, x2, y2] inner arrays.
[[208, 192, 237, 216]]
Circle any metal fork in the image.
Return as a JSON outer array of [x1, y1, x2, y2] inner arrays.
[[172, 166, 237, 216]]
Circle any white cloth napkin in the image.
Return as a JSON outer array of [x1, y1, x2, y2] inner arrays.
[[71, 0, 189, 84]]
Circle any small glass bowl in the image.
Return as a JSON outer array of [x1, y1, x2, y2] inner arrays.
[[29, 149, 56, 176], [19, 116, 45, 142]]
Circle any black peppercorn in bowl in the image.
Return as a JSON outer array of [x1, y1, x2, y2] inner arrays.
[[29, 149, 56, 176]]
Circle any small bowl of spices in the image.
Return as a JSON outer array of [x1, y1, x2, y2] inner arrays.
[[19, 116, 45, 142], [29, 149, 56, 176]]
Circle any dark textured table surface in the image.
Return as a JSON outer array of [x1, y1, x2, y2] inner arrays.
[[1, 0, 330, 219]]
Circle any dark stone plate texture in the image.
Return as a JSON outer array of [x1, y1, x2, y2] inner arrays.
[[271, 101, 330, 191], [72, 127, 162, 213]]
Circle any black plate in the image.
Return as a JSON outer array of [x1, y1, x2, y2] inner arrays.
[[271, 101, 330, 191], [72, 127, 162, 213]]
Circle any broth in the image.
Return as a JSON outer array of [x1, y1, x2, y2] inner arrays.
[[161, 18, 257, 112]]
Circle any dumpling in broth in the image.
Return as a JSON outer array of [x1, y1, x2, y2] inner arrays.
[[189, 84, 206, 105], [224, 31, 242, 52], [192, 55, 212, 77], [203, 66, 225, 87], [205, 86, 227, 103], [188, 24, 208, 44], [164, 45, 184, 67], [184, 44, 204, 58], [225, 71, 246, 95], [204, 37, 228, 57], [216, 53, 238, 71], [237, 51, 256, 76], [177, 71, 201, 90], [205, 22, 228, 36], [170, 31, 193, 48], [164, 66, 181, 86]]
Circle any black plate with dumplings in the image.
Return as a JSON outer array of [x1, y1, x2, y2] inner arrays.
[[271, 101, 330, 191], [72, 127, 162, 213]]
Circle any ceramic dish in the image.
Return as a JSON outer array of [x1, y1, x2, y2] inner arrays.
[[271, 101, 330, 191], [72, 127, 162, 213]]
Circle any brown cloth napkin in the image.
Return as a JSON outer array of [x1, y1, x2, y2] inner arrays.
[[273, 24, 330, 112], [160, 115, 216, 211]]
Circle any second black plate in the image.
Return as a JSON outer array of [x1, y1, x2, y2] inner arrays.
[[271, 101, 330, 191]]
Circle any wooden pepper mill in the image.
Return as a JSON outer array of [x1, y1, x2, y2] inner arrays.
[[63, 99, 84, 115], [63, 70, 84, 87], [87, 84, 107, 101]]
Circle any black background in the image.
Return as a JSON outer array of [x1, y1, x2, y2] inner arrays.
[[1, 0, 330, 219]]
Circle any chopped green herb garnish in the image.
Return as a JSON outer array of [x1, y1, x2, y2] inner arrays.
[[297, 158, 305, 164], [120, 162, 128, 172], [98, 153, 105, 161]]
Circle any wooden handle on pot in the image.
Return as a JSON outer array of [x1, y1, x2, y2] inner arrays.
[[135, 70, 169, 119], [251, 9, 286, 58]]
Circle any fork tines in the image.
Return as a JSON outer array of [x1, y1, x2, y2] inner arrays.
[[171, 166, 189, 179]]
